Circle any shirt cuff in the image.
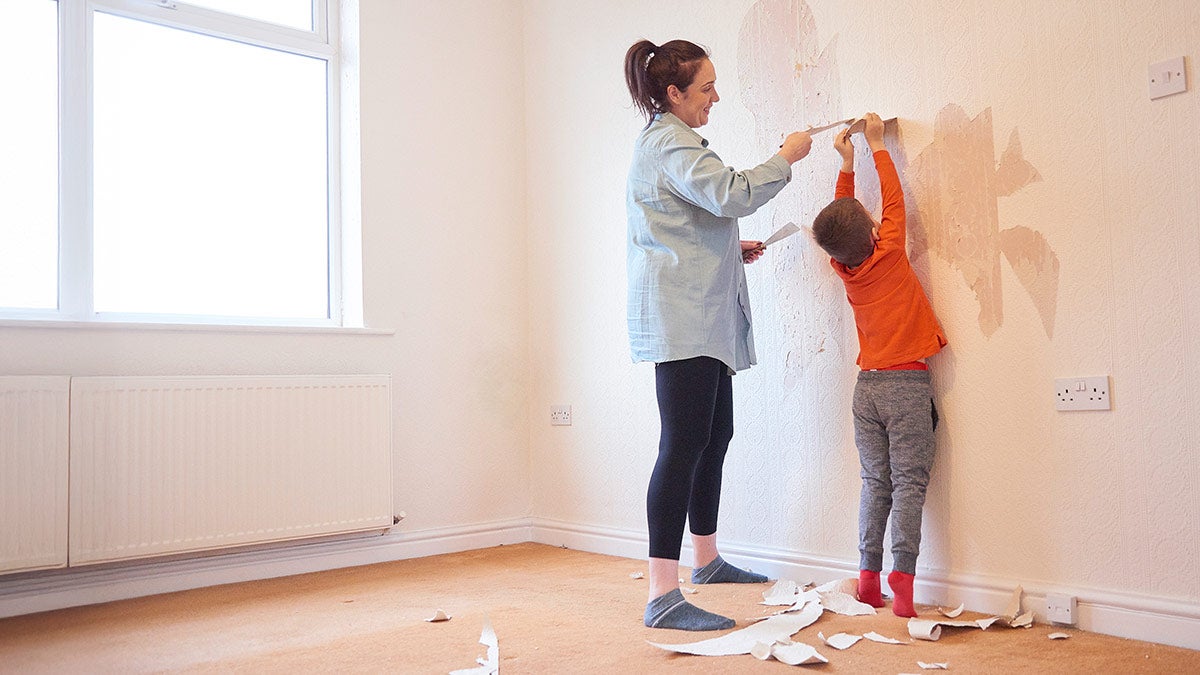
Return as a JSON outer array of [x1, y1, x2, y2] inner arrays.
[[766, 153, 792, 182]]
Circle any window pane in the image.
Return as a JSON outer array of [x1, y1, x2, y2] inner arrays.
[[0, 1, 58, 309], [183, 1, 313, 31], [93, 13, 330, 319]]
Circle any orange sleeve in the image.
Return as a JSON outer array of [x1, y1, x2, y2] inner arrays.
[[874, 151, 905, 246], [835, 171, 854, 199]]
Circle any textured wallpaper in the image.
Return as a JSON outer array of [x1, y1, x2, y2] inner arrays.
[[525, 0, 1200, 609]]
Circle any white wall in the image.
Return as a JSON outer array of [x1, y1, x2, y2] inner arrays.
[[0, 0, 532, 537], [525, 0, 1200, 644]]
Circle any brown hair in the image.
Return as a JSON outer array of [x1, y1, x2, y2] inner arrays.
[[812, 197, 877, 267], [623, 39, 710, 122]]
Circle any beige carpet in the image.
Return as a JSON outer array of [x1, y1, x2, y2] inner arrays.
[[0, 543, 1197, 673]]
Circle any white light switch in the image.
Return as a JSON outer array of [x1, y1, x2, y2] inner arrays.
[[1148, 56, 1187, 99]]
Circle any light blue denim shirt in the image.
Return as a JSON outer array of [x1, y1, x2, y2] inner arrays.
[[627, 112, 792, 372]]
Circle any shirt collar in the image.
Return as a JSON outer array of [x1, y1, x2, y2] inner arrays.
[[655, 111, 709, 148]]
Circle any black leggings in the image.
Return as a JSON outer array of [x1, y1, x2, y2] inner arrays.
[[647, 356, 734, 560]]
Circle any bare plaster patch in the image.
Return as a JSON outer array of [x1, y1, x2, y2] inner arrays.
[[909, 104, 1058, 337]]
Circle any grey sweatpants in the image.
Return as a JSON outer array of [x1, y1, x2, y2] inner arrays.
[[853, 369, 938, 575]]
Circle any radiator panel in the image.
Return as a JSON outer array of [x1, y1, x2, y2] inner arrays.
[[0, 377, 71, 574], [69, 375, 392, 565]]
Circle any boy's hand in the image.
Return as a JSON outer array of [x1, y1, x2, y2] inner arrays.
[[834, 128, 855, 173], [863, 112, 886, 151]]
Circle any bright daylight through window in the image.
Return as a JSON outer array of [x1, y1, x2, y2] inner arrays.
[[1, 0, 356, 326]]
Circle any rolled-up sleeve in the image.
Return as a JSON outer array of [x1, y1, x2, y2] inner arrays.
[[660, 142, 791, 218]]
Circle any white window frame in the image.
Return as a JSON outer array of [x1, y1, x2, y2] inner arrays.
[[5, 0, 362, 329]]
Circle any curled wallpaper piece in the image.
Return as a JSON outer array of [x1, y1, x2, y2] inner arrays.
[[814, 577, 858, 595], [1048, 632, 1071, 640], [918, 662, 950, 669], [750, 639, 828, 665], [908, 620, 943, 641], [937, 604, 964, 618], [818, 631, 863, 650], [649, 603, 823, 656], [908, 613, 1008, 641], [975, 617, 1001, 630], [681, 587, 699, 595], [817, 590, 877, 616], [1002, 586, 1023, 622], [756, 588, 821, 620], [763, 579, 802, 605], [750, 641, 774, 660], [450, 618, 498, 675], [1009, 611, 1034, 628], [778, 593, 821, 615], [933, 617, 1001, 630], [425, 609, 452, 622], [844, 116, 897, 135], [863, 631, 906, 644], [629, 571, 644, 580], [769, 640, 828, 665]]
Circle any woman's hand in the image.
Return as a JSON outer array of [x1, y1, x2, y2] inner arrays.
[[779, 131, 813, 164], [741, 240, 765, 264]]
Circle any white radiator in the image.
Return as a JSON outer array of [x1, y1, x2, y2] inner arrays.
[[69, 375, 393, 565], [0, 377, 71, 574]]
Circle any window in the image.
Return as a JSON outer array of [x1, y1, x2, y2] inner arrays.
[[0, 1, 58, 310], [1, 0, 360, 327]]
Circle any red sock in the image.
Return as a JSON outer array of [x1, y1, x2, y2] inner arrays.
[[888, 570, 917, 617], [857, 570, 885, 608]]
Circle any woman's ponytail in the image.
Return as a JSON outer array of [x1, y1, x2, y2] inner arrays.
[[623, 39, 709, 123]]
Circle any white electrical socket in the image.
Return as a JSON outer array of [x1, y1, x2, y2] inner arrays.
[[550, 404, 572, 426], [1054, 376, 1111, 411], [1046, 593, 1077, 625]]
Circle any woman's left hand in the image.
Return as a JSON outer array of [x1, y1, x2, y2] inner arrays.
[[741, 240, 764, 264]]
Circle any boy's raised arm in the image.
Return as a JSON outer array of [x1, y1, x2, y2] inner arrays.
[[834, 127, 855, 199], [862, 112, 905, 239], [863, 112, 887, 154]]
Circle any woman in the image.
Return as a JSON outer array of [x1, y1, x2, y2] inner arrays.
[[624, 38, 812, 630]]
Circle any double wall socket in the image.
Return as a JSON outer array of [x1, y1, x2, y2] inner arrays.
[[1054, 376, 1111, 411], [550, 404, 572, 426], [1046, 593, 1077, 625]]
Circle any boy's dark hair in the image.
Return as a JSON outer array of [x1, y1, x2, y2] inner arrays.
[[812, 197, 876, 267]]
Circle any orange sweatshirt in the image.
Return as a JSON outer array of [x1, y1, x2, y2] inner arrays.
[[831, 150, 947, 369]]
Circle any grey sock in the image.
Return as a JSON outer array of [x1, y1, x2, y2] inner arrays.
[[691, 555, 768, 584], [644, 589, 735, 631]]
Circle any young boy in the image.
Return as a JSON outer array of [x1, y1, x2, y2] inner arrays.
[[811, 112, 947, 617]]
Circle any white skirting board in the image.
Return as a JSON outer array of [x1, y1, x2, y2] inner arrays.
[[0, 518, 1196, 651], [0, 519, 532, 620]]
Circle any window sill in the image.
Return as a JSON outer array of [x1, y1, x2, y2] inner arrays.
[[0, 319, 394, 336]]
